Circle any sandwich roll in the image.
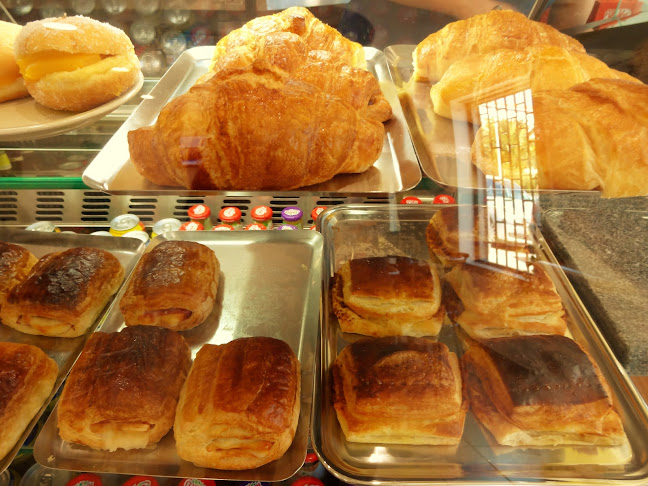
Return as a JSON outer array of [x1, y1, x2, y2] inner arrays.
[[14, 16, 140, 112], [0, 21, 30, 103]]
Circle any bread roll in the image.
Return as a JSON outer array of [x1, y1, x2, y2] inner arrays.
[[462, 335, 625, 446], [332, 256, 445, 337], [0, 242, 38, 312], [0, 342, 58, 461], [333, 336, 466, 444], [119, 241, 219, 331], [430, 45, 640, 122], [1, 247, 125, 337], [174, 337, 300, 470], [445, 261, 567, 339], [0, 21, 30, 103], [14, 16, 140, 112], [472, 78, 648, 198], [57, 325, 191, 451]]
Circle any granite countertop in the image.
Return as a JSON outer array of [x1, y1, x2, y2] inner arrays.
[[539, 193, 648, 375]]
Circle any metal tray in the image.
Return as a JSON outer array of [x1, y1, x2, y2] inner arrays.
[[82, 46, 421, 195], [312, 204, 648, 485], [0, 229, 146, 473], [34, 230, 323, 482]]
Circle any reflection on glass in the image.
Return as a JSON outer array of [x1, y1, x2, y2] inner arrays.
[[39, 0, 65, 18], [130, 17, 157, 45], [101, 0, 126, 14], [71, 0, 95, 15], [8, 0, 33, 16], [139, 49, 166, 76], [134, 0, 158, 15]]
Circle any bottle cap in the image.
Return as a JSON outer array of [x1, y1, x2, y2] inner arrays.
[[245, 223, 267, 230], [400, 196, 422, 204], [65, 473, 102, 486], [310, 206, 327, 221], [432, 194, 456, 204], [180, 221, 204, 231], [251, 205, 273, 222], [122, 477, 158, 486], [219, 206, 242, 223], [188, 204, 211, 220]]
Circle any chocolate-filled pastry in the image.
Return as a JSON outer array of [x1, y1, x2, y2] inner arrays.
[[426, 206, 531, 268], [57, 325, 191, 451], [445, 261, 566, 339], [462, 335, 625, 446], [332, 256, 444, 337], [0, 342, 58, 461], [333, 336, 466, 444], [1, 247, 124, 337], [174, 337, 300, 470], [120, 240, 219, 331], [0, 242, 38, 312]]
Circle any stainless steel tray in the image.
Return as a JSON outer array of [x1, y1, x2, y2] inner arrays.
[[34, 230, 323, 482], [82, 46, 421, 195], [312, 204, 648, 485], [0, 229, 146, 473]]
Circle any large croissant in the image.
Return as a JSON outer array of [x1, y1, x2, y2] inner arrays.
[[413, 10, 585, 83], [430, 45, 640, 122], [472, 78, 648, 198], [128, 48, 391, 190]]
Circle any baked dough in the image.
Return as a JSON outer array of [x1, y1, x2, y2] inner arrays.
[[1, 247, 125, 337], [462, 334, 625, 446], [119, 240, 219, 331], [0, 242, 38, 312], [0, 21, 30, 103], [333, 336, 466, 444], [332, 256, 444, 337], [174, 337, 300, 470], [425, 206, 531, 268], [57, 325, 191, 451], [413, 9, 585, 82], [0, 342, 58, 461], [445, 261, 566, 339]]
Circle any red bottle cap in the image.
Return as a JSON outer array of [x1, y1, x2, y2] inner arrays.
[[211, 224, 234, 231], [187, 204, 211, 220], [245, 223, 267, 230], [290, 478, 325, 486], [122, 477, 158, 486], [219, 206, 242, 223], [179, 221, 204, 231], [400, 196, 422, 204], [304, 452, 319, 464], [251, 205, 273, 222], [178, 480, 216, 486], [65, 473, 102, 486], [310, 206, 327, 221], [432, 194, 456, 204]]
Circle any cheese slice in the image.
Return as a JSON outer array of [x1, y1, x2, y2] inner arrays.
[[17, 51, 102, 82]]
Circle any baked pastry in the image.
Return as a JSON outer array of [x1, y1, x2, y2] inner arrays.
[[472, 78, 648, 198], [209, 7, 365, 72], [0, 342, 58, 461], [445, 261, 566, 339], [332, 256, 445, 337], [462, 334, 626, 446], [14, 16, 140, 112], [57, 325, 191, 451], [426, 206, 531, 268], [0, 21, 30, 103], [413, 10, 585, 83], [174, 337, 300, 470], [430, 45, 640, 122], [1, 247, 125, 337], [119, 240, 219, 331], [333, 336, 466, 444], [0, 242, 38, 312]]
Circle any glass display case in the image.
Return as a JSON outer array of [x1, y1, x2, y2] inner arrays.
[[0, 0, 647, 485]]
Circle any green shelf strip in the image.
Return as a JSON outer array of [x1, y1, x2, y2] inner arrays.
[[0, 177, 88, 190]]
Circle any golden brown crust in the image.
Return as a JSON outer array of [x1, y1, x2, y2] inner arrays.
[[174, 337, 300, 470], [0, 342, 58, 461], [57, 325, 191, 451], [413, 10, 585, 82], [445, 261, 566, 339], [1, 247, 125, 337], [120, 241, 219, 331], [461, 335, 626, 446], [0, 21, 29, 103], [332, 336, 466, 444], [0, 242, 38, 312]]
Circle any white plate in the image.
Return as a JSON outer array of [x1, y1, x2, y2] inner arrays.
[[0, 71, 144, 142]]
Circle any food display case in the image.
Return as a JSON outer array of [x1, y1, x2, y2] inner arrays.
[[1, 0, 648, 485]]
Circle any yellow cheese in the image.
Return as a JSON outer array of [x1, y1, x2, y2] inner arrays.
[[17, 51, 102, 82]]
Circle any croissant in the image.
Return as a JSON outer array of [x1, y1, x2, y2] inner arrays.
[[430, 45, 641, 122], [209, 7, 365, 71], [472, 78, 648, 198], [128, 54, 391, 190], [413, 10, 585, 83]]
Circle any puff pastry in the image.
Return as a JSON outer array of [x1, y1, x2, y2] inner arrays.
[[462, 335, 625, 446], [413, 9, 585, 82], [425, 206, 531, 268], [0, 342, 58, 461], [445, 261, 566, 339], [174, 337, 300, 470], [0, 242, 38, 312], [332, 256, 444, 337], [333, 336, 466, 444], [57, 325, 191, 451], [1, 247, 124, 337], [120, 240, 219, 331]]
